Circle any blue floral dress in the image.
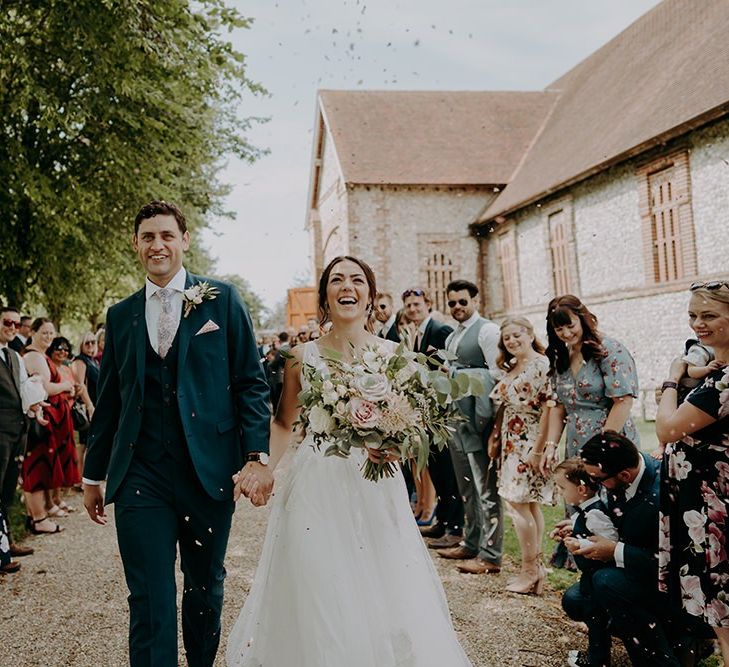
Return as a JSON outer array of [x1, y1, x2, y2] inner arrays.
[[658, 366, 729, 628], [552, 336, 640, 457]]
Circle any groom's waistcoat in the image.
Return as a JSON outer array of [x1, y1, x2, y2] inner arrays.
[[135, 333, 186, 461]]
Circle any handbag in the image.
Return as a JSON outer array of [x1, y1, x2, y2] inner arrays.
[[71, 400, 90, 432]]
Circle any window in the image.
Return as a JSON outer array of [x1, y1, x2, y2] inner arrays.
[[498, 230, 520, 310], [426, 250, 454, 313], [638, 150, 696, 284], [548, 209, 574, 295]]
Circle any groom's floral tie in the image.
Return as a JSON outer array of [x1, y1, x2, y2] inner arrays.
[[157, 288, 178, 359]]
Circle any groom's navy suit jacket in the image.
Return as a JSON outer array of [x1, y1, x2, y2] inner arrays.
[[84, 272, 271, 503]]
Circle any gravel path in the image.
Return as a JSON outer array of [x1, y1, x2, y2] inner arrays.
[[2, 494, 628, 667]]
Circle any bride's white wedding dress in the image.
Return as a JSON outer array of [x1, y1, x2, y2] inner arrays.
[[226, 341, 472, 667]]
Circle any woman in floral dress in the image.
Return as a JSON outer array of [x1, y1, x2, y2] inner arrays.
[[656, 283, 729, 665], [540, 295, 640, 569], [488, 316, 554, 595]]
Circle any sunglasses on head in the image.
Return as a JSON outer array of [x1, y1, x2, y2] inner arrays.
[[448, 299, 469, 308], [402, 289, 425, 299], [1, 319, 19, 328], [690, 280, 729, 291]]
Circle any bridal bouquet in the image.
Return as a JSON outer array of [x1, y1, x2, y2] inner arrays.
[[296, 343, 484, 481]]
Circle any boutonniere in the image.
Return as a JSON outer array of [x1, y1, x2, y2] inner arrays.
[[183, 282, 219, 318]]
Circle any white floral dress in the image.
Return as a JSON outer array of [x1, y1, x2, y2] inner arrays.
[[490, 356, 555, 505], [658, 365, 729, 627]]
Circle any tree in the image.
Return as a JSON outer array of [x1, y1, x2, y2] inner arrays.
[[0, 0, 265, 324], [214, 273, 266, 329]]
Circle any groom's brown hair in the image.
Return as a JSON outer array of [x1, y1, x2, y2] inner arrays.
[[134, 200, 187, 235]]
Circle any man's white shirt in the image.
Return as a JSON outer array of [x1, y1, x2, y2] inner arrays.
[[145, 266, 186, 354]]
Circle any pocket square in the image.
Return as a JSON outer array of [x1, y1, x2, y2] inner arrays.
[[195, 320, 220, 336]]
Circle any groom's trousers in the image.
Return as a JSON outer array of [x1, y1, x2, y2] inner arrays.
[[114, 451, 234, 667]]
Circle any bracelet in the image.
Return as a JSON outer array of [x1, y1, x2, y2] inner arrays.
[[544, 440, 557, 448], [661, 381, 678, 391]]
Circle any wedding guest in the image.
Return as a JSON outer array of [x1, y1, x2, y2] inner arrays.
[[268, 331, 290, 411], [374, 292, 398, 341], [540, 295, 639, 569], [21, 318, 68, 534], [402, 288, 462, 541], [553, 458, 618, 666], [485, 316, 553, 587], [72, 332, 99, 483], [656, 281, 729, 665], [0, 306, 36, 572], [8, 315, 31, 353], [436, 280, 502, 574], [93, 328, 105, 364]]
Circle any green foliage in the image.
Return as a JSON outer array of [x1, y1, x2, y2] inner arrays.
[[213, 273, 266, 328], [0, 0, 266, 325]]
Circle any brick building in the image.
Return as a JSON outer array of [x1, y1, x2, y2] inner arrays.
[[305, 0, 729, 409]]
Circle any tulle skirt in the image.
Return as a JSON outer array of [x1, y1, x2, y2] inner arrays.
[[226, 437, 472, 667]]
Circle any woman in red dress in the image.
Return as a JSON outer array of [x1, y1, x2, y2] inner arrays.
[[22, 319, 76, 534]]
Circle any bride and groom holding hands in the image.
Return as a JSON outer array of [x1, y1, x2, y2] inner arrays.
[[83, 200, 472, 666]]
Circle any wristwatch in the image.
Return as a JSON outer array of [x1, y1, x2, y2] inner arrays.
[[661, 381, 679, 391], [246, 452, 270, 465]]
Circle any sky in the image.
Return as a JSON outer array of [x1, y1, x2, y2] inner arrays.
[[203, 0, 662, 312]]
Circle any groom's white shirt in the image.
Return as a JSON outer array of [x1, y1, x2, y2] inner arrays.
[[83, 266, 187, 486], [145, 266, 186, 353]]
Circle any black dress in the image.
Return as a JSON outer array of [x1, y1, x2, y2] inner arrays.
[[659, 365, 729, 628]]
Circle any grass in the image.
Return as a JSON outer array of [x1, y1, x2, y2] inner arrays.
[[9, 489, 28, 541]]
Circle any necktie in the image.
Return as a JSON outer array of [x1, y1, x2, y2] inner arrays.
[[1, 347, 8, 366], [157, 288, 178, 359], [450, 324, 466, 352]]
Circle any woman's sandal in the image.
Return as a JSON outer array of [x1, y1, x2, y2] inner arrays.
[[27, 516, 63, 535], [47, 505, 69, 518], [57, 501, 75, 513]]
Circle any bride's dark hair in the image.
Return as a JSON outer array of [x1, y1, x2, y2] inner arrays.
[[318, 256, 377, 333]]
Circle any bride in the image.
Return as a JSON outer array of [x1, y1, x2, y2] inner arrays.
[[226, 255, 473, 667]]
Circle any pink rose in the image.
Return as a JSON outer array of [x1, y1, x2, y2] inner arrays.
[[347, 397, 381, 430], [680, 575, 706, 617]]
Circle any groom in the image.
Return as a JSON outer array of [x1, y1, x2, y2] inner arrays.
[[83, 200, 272, 667]]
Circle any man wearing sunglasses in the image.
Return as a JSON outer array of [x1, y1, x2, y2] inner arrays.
[[434, 280, 504, 575], [8, 315, 31, 354], [0, 306, 40, 573], [373, 292, 398, 341], [560, 431, 683, 666]]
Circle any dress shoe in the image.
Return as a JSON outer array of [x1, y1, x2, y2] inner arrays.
[[9, 543, 34, 557], [427, 534, 462, 550], [437, 545, 478, 560], [456, 558, 501, 574], [0, 561, 21, 574], [419, 521, 445, 538]]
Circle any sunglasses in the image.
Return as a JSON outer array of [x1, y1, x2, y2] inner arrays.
[[448, 299, 469, 308], [1, 319, 19, 328], [402, 289, 425, 299], [83, 340, 97, 345], [55, 347, 70, 353], [690, 280, 729, 291]]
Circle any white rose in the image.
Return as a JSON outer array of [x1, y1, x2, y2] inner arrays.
[[336, 384, 347, 397], [322, 380, 334, 392], [335, 401, 347, 416], [362, 350, 382, 372], [309, 405, 335, 435], [353, 373, 391, 402], [322, 390, 339, 406]]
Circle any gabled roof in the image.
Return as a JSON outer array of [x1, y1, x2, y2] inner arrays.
[[318, 90, 557, 186], [480, 0, 729, 222]]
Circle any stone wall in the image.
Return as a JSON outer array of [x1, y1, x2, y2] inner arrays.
[[477, 117, 729, 416], [346, 185, 495, 311]]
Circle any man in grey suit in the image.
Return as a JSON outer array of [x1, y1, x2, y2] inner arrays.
[[435, 280, 503, 574], [0, 306, 37, 573]]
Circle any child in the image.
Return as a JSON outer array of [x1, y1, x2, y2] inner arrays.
[[679, 339, 719, 401], [553, 458, 619, 667]]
